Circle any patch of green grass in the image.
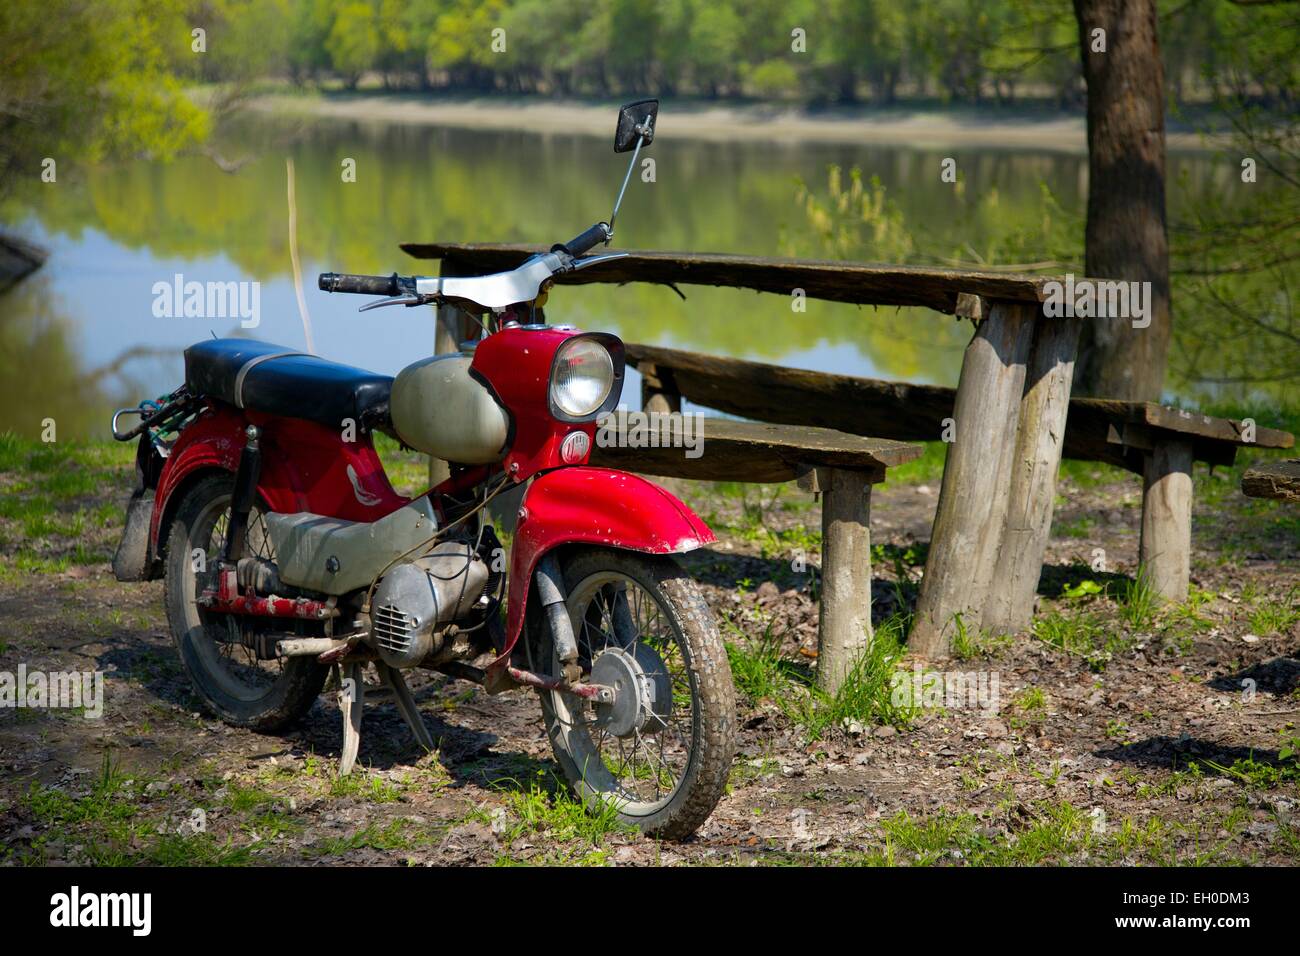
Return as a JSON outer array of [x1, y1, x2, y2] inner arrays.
[[19, 753, 252, 866], [372, 432, 430, 496], [951, 613, 1014, 660], [1248, 587, 1300, 636], [874, 800, 1093, 866], [328, 771, 404, 802], [881, 440, 947, 487], [1058, 458, 1131, 488], [727, 756, 780, 791], [1116, 569, 1160, 629], [726, 622, 804, 704], [24, 753, 137, 829], [308, 818, 429, 857], [1012, 687, 1047, 714], [1054, 514, 1098, 539], [725, 615, 916, 739], [1194, 729, 1300, 790], [490, 770, 632, 846], [1033, 609, 1131, 670]]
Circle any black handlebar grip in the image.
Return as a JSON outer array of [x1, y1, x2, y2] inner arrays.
[[318, 272, 402, 295], [556, 222, 611, 257]]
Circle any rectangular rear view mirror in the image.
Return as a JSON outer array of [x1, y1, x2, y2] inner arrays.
[[614, 99, 658, 153]]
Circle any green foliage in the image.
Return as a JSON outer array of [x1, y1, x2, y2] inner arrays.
[[12, 0, 1260, 109], [0, 0, 209, 191]]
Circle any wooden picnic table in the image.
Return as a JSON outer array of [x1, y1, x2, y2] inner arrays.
[[403, 243, 1111, 659]]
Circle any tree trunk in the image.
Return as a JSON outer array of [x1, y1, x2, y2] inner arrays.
[[1071, 0, 1171, 401]]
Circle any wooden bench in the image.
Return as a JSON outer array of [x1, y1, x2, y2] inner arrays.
[[628, 341, 1295, 608], [1242, 459, 1300, 503], [594, 415, 920, 691]]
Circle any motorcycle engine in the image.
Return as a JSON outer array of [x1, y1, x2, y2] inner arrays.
[[369, 540, 493, 668]]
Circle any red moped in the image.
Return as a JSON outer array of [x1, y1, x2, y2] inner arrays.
[[111, 100, 736, 839]]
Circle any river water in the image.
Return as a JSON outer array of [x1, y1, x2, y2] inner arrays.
[[3, 113, 1239, 438]]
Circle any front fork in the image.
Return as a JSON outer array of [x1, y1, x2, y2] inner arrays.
[[534, 553, 581, 683]]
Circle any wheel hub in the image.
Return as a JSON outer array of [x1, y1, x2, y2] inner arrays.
[[590, 644, 672, 739]]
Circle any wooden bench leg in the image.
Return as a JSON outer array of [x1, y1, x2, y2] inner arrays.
[[1140, 438, 1193, 602], [984, 316, 1081, 633], [910, 301, 1036, 658], [816, 468, 872, 695]]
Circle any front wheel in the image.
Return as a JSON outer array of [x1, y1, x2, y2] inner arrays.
[[528, 548, 736, 840]]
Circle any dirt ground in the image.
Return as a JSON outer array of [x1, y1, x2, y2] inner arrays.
[[1, 438, 1297, 866]]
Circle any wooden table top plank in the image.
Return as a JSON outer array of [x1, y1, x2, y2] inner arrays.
[[400, 242, 1073, 314]]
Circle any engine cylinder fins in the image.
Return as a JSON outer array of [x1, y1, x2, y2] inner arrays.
[[368, 542, 492, 669]]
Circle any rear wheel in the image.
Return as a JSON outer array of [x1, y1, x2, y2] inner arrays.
[[164, 474, 326, 731], [529, 548, 736, 840]]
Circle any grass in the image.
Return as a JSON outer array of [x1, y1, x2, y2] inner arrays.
[[19, 753, 251, 866], [1032, 609, 1131, 670], [372, 432, 431, 496], [761, 797, 1272, 867], [0, 432, 134, 579], [308, 818, 429, 857], [328, 770, 405, 802], [880, 440, 947, 487], [489, 770, 632, 847], [726, 614, 916, 739], [1116, 569, 1161, 629], [1248, 586, 1300, 636], [951, 613, 1015, 660]]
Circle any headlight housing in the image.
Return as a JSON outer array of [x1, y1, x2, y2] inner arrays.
[[549, 334, 624, 421]]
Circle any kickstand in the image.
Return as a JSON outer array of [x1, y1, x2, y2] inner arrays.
[[333, 661, 435, 776], [376, 661, 436, 754], [337, 661, 365, 776]]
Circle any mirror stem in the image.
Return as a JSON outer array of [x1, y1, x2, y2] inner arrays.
[[608, 134, 644, 242]]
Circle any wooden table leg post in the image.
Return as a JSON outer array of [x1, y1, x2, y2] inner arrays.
[[428, 256, 471, 488], [984, 315, 1081, 634], [910, 301, 1035, 659], [817, 468, 873, 695], [1140, 438, 1194, 602], [641, 362, 682, 415]]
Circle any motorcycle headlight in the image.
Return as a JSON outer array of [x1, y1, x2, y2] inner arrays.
[[550, 336, 616, 420]]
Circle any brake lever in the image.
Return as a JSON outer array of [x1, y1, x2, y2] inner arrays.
[[357, 293, 436, 312], [568, 252, 629, 273]]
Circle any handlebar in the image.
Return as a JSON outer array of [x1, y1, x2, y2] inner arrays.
[[554, 222, 611, 258], [318, 272, 403, 296]]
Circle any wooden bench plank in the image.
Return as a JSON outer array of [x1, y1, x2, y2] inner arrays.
[[1242, 459, 1300, 502], [401, 243, 1061, 314], [625, 342, 1295, 471], [589, 415, 920, 483]]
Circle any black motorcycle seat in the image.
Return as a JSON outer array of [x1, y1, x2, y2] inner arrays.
[[184, 338, 393, 431]]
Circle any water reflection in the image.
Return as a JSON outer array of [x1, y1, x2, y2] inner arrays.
[[0, 115, 1246, 437]]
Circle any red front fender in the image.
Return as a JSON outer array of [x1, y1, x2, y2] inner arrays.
[[496, 466, 715, 664]]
